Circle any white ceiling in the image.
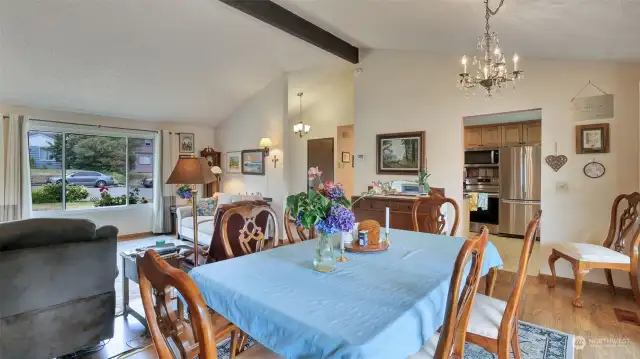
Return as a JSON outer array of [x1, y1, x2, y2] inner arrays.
[[274, 0, 640, 62], [0, 0, 344, 125]]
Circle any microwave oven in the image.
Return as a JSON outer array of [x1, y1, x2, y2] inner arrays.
[[464, 148, 499, 167]]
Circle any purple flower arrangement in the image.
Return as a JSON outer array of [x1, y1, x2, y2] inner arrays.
[[286, 167, 355, 236], [177, 184, 193, 200]]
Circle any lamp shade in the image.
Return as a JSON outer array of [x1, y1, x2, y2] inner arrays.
[[166, 158, 215, 185], [211, 166, 222, 175], [259, 137, 273, 148]]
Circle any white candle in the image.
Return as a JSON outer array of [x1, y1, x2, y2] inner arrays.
[[340, 233, 345, 251], [385, 207, 390, 234], [461, 55, 467, 73], [513, 53, 519, 71]]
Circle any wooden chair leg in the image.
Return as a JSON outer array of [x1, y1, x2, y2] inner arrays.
[[511, 323, 522, 359], [547, 250, 561, 288], [485, 267, 498, 297], [229, 329, 238, 359], [604, 269, 616, 296], [572, 262, 588, 308], [630, 273, 640, 308]]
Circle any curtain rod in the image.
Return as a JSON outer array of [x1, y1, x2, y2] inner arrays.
[[30, 118, 159, 133]]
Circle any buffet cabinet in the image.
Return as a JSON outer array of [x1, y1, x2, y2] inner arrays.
[[351, 188, 445, 231]]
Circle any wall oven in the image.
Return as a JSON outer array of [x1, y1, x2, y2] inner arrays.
[[464, 148, 499, 167]]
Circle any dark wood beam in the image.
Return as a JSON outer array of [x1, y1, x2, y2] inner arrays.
[[219, 0, 359, 64]]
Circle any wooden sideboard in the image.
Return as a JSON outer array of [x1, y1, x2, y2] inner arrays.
[[351, 188, 445, 231]]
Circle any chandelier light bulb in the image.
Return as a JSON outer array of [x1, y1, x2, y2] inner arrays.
[[462, 55, 468, 73], [513, 53, 519, 71]]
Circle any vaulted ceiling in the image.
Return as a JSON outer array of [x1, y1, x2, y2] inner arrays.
[[0, 0, 344, 124], [274, 0, 640, 62]]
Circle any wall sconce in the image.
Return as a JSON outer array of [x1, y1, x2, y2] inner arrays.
[[259, 137, 273, 156]]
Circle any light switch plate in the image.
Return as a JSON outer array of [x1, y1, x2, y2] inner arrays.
[[556, 182, 569, 192]]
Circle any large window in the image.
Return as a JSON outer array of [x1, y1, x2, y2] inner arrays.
[[28, 130, 155, 211]]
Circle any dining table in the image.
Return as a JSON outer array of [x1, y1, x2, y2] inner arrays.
[[189, 229, 503, 359]]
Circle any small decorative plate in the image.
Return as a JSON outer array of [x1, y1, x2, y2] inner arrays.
[[345, 240, 389, 253], [584, 160, 605, 179]]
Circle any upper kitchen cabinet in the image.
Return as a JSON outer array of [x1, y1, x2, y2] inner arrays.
[[501, 124, 523, 146], [464, 127, 483, 148], [522, 122, 541, 144], [481, 126, 501, 147]]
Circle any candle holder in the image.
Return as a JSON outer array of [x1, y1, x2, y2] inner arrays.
[[337, 248, 349, 262], [382, 232, 391, 247]]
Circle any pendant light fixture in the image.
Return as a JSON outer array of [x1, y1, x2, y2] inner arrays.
[[293, 92, 311, 138]]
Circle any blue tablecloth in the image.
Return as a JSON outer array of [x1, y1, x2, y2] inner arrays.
[[189, 229, 503, 359]]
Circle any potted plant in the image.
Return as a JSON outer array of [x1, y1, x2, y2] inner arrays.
[[416, 169, 431, 195]]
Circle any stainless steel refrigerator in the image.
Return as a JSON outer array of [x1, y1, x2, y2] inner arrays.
[[499, 145, 541, 237]]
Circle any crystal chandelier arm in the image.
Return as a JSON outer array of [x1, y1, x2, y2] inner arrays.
[[486, 0, 506, 16]]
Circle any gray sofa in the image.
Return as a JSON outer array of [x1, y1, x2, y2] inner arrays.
[[0, 218, 118, 359]]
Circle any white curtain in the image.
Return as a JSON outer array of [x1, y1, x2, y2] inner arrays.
[[153, 130, 179, 233], [151, 131, 164, 233], [0, 114, 31, 222]]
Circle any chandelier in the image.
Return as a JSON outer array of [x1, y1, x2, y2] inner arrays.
[[458, 0, 523, 98], [293, 92, 311, 138]]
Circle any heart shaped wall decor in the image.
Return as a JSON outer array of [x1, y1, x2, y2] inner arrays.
[[545, 155, 568, 172]]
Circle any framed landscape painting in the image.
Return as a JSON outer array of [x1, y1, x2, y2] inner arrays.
[[241, 149, 265, 175], [376, 131, 425, 175], [226, 151, 242, 173]]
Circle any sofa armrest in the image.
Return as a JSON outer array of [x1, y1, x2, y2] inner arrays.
[[176, 206, 192, 235]]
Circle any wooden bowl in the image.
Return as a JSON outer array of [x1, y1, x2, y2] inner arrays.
[[358, 220, 381, 246]]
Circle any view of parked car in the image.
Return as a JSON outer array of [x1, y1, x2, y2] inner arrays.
[[142, 178, 153, 188], [46, 171, 115, 187]]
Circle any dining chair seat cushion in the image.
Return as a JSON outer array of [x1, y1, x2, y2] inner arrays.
[[555, 242, 630, 265], [466, 293, 507, 339], [238, 343, 284, 358], [407, 333, 438, 358]]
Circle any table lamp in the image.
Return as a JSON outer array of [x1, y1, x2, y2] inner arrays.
[[166, 157, 215, 266]]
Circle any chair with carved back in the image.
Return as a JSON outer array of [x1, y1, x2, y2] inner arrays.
[[412, 192, 461, 236], [220, 202, 279, 259], [137, 249, 281, 359], [465, 211, 541, 359], [284, 209, 317, 244], [409, 226, 490, 359], [548, 192, 640, 308]]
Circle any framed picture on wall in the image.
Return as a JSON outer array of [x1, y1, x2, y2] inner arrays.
[[575, 123, 610, 154], [179, 154, 194, 159], [226, 151, 242, 173], [341, 152, 351, 163], [241, 149, 265, 175], [376, 131, 425, 175], [179, 133, 195, 153]]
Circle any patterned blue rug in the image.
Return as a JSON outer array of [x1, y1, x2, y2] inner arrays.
[[217, 322, 573, 359]]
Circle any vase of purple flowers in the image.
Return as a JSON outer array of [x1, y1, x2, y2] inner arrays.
[[286, 167, 356, 272], [176, 184, 193, 202]]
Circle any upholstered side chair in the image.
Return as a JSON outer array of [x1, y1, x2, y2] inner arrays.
[[548, 192, 640, 308]]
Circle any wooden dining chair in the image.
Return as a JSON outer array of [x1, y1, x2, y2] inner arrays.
[[409, 226, 490, 359], [465, 210, 542, 359], [284, 209, 317, 244], [138, 249, 282, 359], [220, 202, 279, 259], [548, 192, 640, 308], [412, 193, 460, 236]]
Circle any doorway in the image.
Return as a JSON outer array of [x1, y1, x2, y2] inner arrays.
[[307, 138, 334, 189]]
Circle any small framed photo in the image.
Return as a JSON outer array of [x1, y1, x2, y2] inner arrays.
[[179, 133, 195, 153], [576, 123, 610, 154], [226, 151, 242, 173], [341, 152, 351, 163], [241, 149, 265, 175]]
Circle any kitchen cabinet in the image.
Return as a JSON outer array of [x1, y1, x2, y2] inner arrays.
[[523, 122, 541, 144], [501, 124, 522, 146], [464, 127, 483, 148], [481, 126, 502, 147]]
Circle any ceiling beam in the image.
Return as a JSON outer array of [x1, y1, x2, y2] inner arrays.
[[219, 0, 359, 64]]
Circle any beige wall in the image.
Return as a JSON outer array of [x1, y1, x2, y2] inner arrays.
[[336, 125, 354, 198], [287, 70, 355, 194], [215, 76, 289, 228], [1, 104, 216, 235], [354, 50, 640, 287]]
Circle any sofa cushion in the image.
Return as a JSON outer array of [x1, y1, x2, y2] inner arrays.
[[0, 218, 98, 251], [197, 199, 217, 216], [215, 192, 243, 205], [180, 216, 215, 230]]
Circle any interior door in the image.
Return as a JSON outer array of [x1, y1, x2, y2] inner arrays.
[[307, 138, 334, 189]]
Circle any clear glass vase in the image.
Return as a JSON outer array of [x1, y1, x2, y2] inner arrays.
[[314, 232, 336, 272]]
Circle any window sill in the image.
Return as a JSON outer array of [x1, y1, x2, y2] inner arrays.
[[31, 203, 153, 216]]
